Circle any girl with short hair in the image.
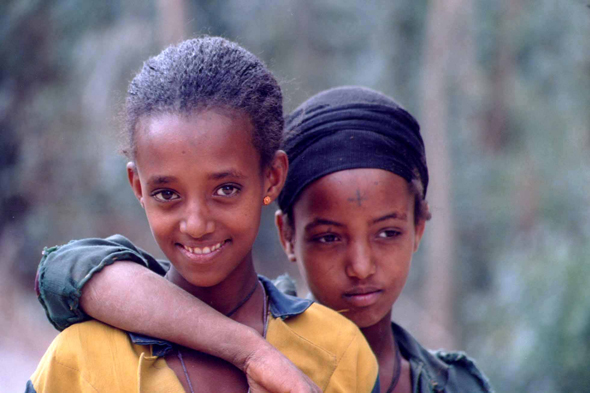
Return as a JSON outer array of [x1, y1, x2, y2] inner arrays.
[[28, 38, 379, 393]]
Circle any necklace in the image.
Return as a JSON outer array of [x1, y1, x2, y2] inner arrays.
[[178, 281, 269, 393], [226, 280, 260, 317], [386, 339, 402, 393], [178, 349, 196, 393]]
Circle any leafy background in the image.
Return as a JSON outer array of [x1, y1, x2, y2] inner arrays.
[[1, 1, 589, 391]]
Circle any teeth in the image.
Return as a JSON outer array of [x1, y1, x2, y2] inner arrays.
[[184, 241, 225, 255]]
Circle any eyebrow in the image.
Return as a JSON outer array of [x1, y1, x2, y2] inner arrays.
[[373, 212, 408, 224], [146, 170, 246, 186], [208, 170, 247, 181], [304, 212, 408, 232], [147, 175, 177, 186], [304, 218, 344, 232]]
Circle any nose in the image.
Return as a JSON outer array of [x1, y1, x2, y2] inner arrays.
[[179, 199, 215, 239], [345, 239, 376, 280]]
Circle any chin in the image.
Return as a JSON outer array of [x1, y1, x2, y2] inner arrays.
[[190, 272, 229, 288], [174, 268, 226, 288], [344, 309, 385, 329]]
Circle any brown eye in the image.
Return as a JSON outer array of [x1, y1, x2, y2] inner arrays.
[[152, 190, 180, 202], [378, 230, 401, 239], [315, 234, 340, 243], [215, 185, 240, 197]]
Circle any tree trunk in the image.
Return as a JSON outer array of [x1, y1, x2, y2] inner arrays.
[[483, 0, 521, 152], [419, 0, 465, 350]]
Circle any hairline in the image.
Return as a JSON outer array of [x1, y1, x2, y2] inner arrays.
[[127, 105, 272, 171]]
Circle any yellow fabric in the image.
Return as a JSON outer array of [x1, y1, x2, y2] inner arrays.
[[30, 303, 378, 393], [267, 302, 379, 393]]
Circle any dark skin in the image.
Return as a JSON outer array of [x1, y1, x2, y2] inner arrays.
[[361, 311, 412, 393], [276, 169, 426, 393], [68, 164, 421, 392], [129, 109, 288, 392], [79, 261, 322, 393], [165, 283, 267, 392], [348, 189, 368, 207]]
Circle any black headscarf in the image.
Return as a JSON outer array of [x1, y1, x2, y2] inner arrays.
[[277, 86, 428, 213]]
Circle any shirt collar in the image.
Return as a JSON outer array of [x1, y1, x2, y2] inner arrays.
[[392, 322, 449, 391], [127, 276, 313, 357], [259, 275, 313, 319], [128, 332, 175, 357]]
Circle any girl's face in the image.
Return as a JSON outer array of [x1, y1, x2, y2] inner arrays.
[[128, 110, 285, 291], [277, 168, 425, 328]]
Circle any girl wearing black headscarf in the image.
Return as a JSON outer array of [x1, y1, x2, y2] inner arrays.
[[274, 86, 490, 392]]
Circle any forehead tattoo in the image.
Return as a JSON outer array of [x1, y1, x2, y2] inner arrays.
[[347, 189, 368, 207]]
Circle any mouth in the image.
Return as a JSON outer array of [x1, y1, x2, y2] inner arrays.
[[342, 287, 383, 308], [178, 239, 229, 256]]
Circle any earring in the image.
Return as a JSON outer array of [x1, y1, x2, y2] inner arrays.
[[288, 255, 296, 262], [263, 196, 272, 205]]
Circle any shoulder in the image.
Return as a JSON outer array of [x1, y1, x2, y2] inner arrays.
[[392, 322, 493, 392], [287, 302, 368, 354], [30, 321, 140, 392], [55, 320, 131, 350], [40, 320, 136, 371], [264, 274, 366, 351], [262, 276, 378, 392], [270, 302, 379, 393], [433, 350, 494, 392]]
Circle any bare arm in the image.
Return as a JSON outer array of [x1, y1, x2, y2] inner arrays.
[[81, 261, 254, 364], [80, 262, 320, 393]]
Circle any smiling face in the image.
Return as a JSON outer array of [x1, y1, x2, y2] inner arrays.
[[277, 168, 425, 328], [128, 109, 285, 294]]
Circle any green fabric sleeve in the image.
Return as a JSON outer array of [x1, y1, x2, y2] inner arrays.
[[36, 234, 169, 331]]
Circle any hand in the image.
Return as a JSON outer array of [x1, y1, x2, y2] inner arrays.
[[243, 344, 322, 393]]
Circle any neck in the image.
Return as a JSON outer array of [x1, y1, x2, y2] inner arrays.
[[361, 311, 396, 363], [362, 312, 405, 393], [166, 252, 260, 317]]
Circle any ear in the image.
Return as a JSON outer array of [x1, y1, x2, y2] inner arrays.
[[275, 210, 296, 263], [413, 205, 428, 252], [127, 162, 145, 208], [262, 150, 288, 205]]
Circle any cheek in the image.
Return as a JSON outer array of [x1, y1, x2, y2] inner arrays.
[[296, 246, 325, 279], [226, 202, 262, 240], [145, 208, 176, 240], [298, 252, 343, 301], [376, 247, 412, 287]]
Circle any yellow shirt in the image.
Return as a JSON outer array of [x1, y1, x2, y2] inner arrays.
[[29, 277, 379, 393]]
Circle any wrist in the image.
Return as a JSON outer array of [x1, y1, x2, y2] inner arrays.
[[229, 326, 270, 371]]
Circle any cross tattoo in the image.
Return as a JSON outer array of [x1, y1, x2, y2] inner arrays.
[[348, 189, 367, 207]]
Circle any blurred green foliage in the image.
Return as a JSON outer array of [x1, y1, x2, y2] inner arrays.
[[1, 0, 589, 391]]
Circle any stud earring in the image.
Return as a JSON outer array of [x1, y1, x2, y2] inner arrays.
[[263, 196, 272, 205], [288, 255, 297, 262]]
